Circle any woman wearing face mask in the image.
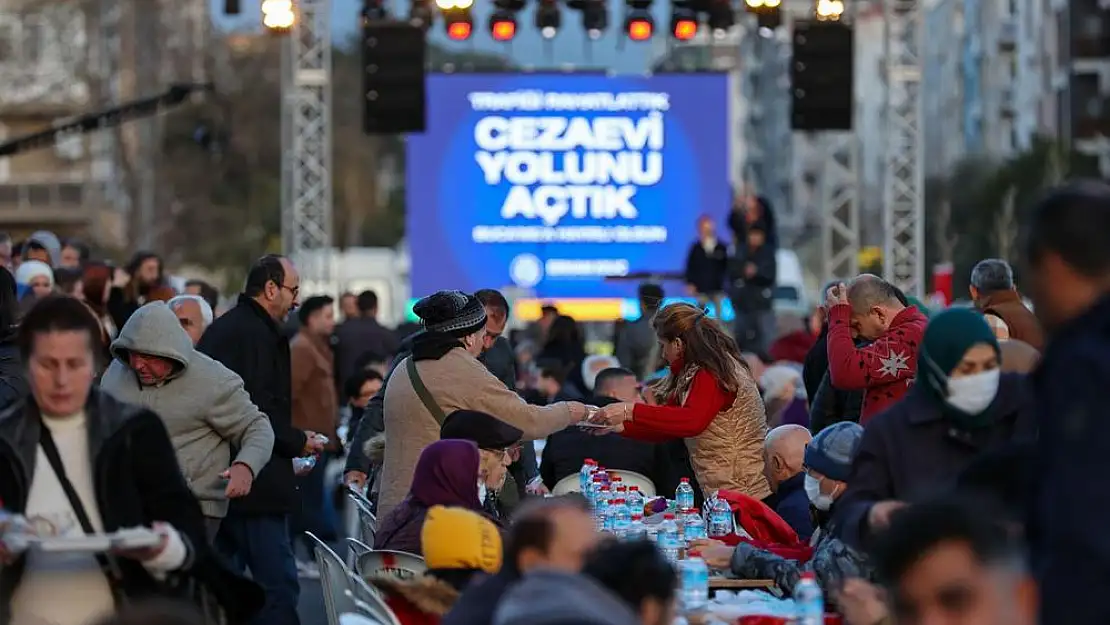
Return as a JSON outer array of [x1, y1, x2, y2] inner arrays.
[[832, 308, 1037, 551], [691, 422, 872, 611], [374, 440, 502, 556]]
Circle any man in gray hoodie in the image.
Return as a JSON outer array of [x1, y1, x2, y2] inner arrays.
[[494, 568, 642, 625], [101, 302, 275, 539]]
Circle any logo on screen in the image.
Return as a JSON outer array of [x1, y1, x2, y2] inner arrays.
[[510, 254, 544, 288]]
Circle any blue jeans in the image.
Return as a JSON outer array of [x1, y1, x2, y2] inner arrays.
[[216, 513, 301, 625]]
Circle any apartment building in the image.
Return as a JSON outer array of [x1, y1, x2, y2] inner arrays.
[[1058, 0, 1110, 175]]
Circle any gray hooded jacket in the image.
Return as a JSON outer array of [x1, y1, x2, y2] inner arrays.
[[494, 570, 641, 625], [100, 302, 275, 518]]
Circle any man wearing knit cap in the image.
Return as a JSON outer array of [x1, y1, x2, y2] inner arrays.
[[692, 421, 869, 607], [378, 290, 590, 515]]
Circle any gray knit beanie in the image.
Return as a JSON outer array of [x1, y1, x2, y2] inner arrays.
[[804, 421, 864, 482], [413, 290, 487, 337]]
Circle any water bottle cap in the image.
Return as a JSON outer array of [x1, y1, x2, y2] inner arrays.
[[617, 485, 627, 492], [600, 486, 610, 492], [680, 477, 690, 483], [613, 498, 625, 504], [664, 512, 676, 519], [632, 514, 643, 519], [630, 486, 640, 491], [592, 474, 604, 481], [688, 550, 701, 557], [801, 572, 816, 580], [612, 476, 622, 481], [586, 459, 596, 464]]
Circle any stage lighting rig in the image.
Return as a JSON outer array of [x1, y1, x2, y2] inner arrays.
[[624, 0, 654, 40], [743, 0, 781, 29], [409, 0, 434, 29], [815, 0, 844, 20], [489, 0, 524, 40], [261, 0, 295, 32], [705, 0, 734, 34], [567, 0, 609, 39], [670, 0, 698, 40], [436, 0, 474, 40], [535, 0, 562, 39]]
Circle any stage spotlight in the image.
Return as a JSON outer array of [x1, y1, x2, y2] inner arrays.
[[705, 0, 734, 33], [261, 0, 295, 32], [535, 0, 562, 38], [409, 0, 433, 28], [625, 13, 653, 40], [489, 10, 517, 40], [670, 1, 697, 40], [581, 0, 608, 38]]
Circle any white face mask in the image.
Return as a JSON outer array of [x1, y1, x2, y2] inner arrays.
[[945, 368, 1001, 415], [804, 474, 836, 511], [477, 481, 488, 505]]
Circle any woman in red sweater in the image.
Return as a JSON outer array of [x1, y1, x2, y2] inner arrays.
[[595, 303, 772, 500]]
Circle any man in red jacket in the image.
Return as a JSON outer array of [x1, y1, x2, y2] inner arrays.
[[825, 275, 928, 424]]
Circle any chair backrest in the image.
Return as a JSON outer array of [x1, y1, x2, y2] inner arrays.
[[551, 474, 579, 495], [306, 532, 361, 625], [350, 491, 379, 546], [356, 549, 427, 581], [608, 470, 657, 497], [347, 577, 403, 625], [347, 537, 373, 560]]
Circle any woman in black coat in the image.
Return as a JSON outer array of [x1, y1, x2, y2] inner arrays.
[[0, 268, 27, 410]]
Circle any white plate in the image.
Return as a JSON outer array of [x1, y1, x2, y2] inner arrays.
[[30, 528, 161, 553]]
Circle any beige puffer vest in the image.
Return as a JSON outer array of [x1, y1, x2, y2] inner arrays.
[[656, 361, 772, 500]]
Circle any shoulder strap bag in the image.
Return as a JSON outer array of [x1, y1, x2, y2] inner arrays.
[[38, 424, 129, 607], [406, 356, 447, 426]]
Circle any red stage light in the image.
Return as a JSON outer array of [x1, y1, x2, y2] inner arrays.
[[491, 19, 516, 40], [673, 18, 697, 39], [627, 18, 653, 40], [446, 20, 472, 39]]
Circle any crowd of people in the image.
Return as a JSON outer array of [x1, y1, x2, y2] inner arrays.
[[0, 179, 1108, 625]]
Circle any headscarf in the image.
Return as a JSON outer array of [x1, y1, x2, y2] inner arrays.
[[409, 439, 483, 511], [15, 260, 54, 289], [916, 308, 1001, 428]]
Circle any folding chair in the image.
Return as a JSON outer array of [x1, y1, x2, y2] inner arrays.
[[356, 549, 427, 581], [347, 537, 373, 566], [306, 531, 361, 625], [348, 575, 402, 625], [349, 490, 379, 546], [551, 474, 579, 495]]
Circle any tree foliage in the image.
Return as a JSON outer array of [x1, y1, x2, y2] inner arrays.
[[922, 137, 1102, 296]]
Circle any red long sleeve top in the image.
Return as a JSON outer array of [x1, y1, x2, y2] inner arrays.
[[622, 360, 736, 443], [825, 303, 928, 424]]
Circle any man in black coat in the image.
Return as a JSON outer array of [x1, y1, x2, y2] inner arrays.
[[198, 255, 321, 625], [1024, 181, 1110, 625], [332, 290, 399, 395], [0, 295, 262, 624]]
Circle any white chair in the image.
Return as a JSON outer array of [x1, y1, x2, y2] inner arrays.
[[349, 491, 379, 547], [551, 474, 579, 495], [347, 537, 373, 562], [306, 532, 361, 625], [347, 576, 403, 625], [356, 549, 427, 581], [608, 470, 657, 497]]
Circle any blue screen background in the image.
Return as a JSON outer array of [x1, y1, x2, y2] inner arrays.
[[406, 73, 731, 299]]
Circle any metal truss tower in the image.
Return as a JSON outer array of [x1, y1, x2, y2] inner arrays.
[[818, 132, 860, 283], [281, 0, 333, 282], [881, 0, 925, 297]]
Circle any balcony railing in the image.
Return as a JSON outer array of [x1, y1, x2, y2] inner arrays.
[[0, 180, 94, 220]]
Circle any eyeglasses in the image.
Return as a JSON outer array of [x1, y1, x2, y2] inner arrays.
[[482, 444, 522, 461], [276, 283, 299, 297]]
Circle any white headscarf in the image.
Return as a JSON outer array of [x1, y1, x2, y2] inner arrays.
[[15, 260, 53, 287]]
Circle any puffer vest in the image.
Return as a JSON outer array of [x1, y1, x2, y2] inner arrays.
[[657, 362, 772, 500]]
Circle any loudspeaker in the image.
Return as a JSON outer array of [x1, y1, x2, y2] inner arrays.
[[790, 20, 853, 131], [362, 21, 426, 135]]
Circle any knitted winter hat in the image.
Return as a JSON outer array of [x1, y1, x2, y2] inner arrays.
[[804, 421, 864, 482], [413, 290, 487, 337]]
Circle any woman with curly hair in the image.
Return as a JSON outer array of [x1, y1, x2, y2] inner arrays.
[[595, 302, 771, 500]]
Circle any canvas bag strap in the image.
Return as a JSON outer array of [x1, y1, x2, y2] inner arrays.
[[406, 357, 447, 425]]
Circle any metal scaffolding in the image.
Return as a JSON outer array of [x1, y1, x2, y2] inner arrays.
[[818, 132, 860, 283], [881, 0, 925, 297], [281, 0, 333, 281]]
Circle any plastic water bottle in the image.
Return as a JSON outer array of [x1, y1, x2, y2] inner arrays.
[[707, 493, 735, 538], [589, 474, 605, 508], [579, 459, 597, 492], [676, 478, 695, 510], [292, 455, 317, 474], [596, 486, 613, 530], [658, 513, 681, 563], [683, 509, 707, 542], [627, 486, 645, 515], [794, 572, 824, 625], [627, 513, 647, 541], [678, 550, 710, 613], [612, 498, 632, 536]]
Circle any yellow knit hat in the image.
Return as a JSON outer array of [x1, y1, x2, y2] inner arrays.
[[421, 505, 503, 574]]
